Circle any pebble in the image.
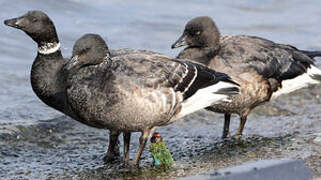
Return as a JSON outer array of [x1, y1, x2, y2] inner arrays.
[[313, 136, 321, 145], [176, 169, 184, 176]]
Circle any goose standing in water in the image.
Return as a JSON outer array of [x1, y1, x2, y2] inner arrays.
[[172, 16, 321, 138], [4, 10, 153, 163], [64, 33, 239, 165]]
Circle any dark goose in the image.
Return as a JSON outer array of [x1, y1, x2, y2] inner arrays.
[[4, 11, 77, 120], [172, 16, 321, 138], [65, 33, 239, 165], [3, 10, 155, 163]]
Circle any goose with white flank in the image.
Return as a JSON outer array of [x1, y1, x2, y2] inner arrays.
[[63, 33, 239, 166], [172, 16, 321, 138], [4, 11, 240, 166], [4, 10, 164, 163]]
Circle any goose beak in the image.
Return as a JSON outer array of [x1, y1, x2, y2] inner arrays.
[[171, 34, 187, 49], [4, 16, 25, 29]]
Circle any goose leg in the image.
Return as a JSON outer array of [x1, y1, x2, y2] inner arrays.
[[133, 128, 155, 166], [104, 130, 120, 162], [123, 132, 131, 165], [222, 113, 231, 139], [233, 115, 247, 139]]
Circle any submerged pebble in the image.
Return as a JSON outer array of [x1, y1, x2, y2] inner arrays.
[[313, 136, 321, 145]]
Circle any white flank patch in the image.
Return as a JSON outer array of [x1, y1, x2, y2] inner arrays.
[[174, 81, 238, 120], [272, 65, 321, 99], [38, 42, 61, 55]]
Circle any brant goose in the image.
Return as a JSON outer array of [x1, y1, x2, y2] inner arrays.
[[4, 10, 155, 163], [64, 33, 239, 165], [172, 16, 321, 138], [4, 11, 77, 119]]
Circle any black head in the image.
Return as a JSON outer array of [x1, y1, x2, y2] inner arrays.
[[64, 34, 110, 71], [150, 132, 163, 143], [171, 16, 220, 49], [4, 10, 58, 45]]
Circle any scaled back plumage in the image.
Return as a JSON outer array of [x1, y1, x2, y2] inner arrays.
[[65, 32, 239, 165], [172, 16, 321, 138]]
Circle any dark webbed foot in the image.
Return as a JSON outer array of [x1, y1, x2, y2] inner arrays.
[[103, 151, 120, 163], [104, 130, 121, 163], [222, 132, 231, 139]]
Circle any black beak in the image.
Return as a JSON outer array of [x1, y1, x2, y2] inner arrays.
[[64, 56, 81, 72], [4, 16, 24, 29], [171, 34, 187, 49]]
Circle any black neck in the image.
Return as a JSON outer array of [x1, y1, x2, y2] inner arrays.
[[31, 49, 66, 113]]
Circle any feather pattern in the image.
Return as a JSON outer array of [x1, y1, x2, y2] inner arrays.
[[66, 52, 239, 132], [217, 35, 315, 81], [172, 16, 321, 138]]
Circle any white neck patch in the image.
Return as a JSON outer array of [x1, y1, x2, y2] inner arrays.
[[38, 42, 61, 55]]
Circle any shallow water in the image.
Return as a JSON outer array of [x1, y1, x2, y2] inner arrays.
[[0, 0, 321, 179]]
